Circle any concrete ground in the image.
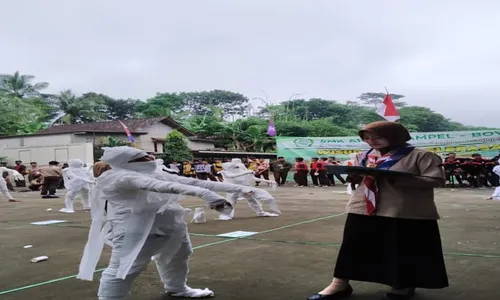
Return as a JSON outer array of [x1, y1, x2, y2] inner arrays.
[[0, 185, 499, 300]]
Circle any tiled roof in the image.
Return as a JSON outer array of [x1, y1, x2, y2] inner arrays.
[[34, 117, 194, 136]]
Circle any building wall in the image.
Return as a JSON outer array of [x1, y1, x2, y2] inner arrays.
[[137, 123, 174, 152], [1, 143, 94, 166], [187, 140, 215, 151], [71, 133, 139, 145], [0, 133, 73, 148]]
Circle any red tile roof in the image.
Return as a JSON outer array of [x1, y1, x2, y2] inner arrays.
[[34, 117, 194, 136]]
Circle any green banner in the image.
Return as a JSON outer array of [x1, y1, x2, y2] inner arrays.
[[276, 130, 500, 162]]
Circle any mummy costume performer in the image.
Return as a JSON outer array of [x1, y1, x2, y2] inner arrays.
[[217, 158, 280, 220], [489, 160, 500, 200], [77, 146, 234, 300], [60, 159, 93, 213], [0, 167, 23, 202]]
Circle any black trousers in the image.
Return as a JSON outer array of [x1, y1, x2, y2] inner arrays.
[[317, 170, 330, 186], [196, 173, 217, 181], [273, 171, 289, 185], [294, 170, 308, 186], [41, 176, 61, 195]]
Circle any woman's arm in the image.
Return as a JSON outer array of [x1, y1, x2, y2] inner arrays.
[[391, 152, 445, 188]]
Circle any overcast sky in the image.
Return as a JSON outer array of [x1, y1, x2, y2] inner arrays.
[[1, 0, 499, 127]]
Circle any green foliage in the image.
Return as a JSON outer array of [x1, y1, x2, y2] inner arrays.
[[0, 71, 49, 98], [163, 130, 193, 162], [52, 90, 108, 124], [357, 92, 406, 108], [0, 71, 496, 154], [179, 90, 249, 117], [0, 94, 50, 135], [135, 93, 184, 118], [93, 136, 130, 161]]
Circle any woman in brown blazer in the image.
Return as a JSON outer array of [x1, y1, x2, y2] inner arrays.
[[307, 121, 448, 300]]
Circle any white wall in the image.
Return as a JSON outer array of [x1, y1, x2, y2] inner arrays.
[[0, 133, 72, 148], [71, 133, 139, 145], [138, 123, 174, 152], [187, 140, 215, 150], [1, 143, 94, 166], [22, 134, 72, 146]]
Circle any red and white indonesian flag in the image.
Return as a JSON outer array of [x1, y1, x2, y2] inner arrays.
[[376, 93, 400, 122]]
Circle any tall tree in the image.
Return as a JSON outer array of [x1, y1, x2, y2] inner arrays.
[[163, 130, 193, 162], [101, 96, 140, 120], [357, 92, 406, 108], [0, 71, 49, 98], [398, 106, 458, 132], [180, 90, 249, 118], [52, 90, 107, 124], [0, 94, 48, 134], [135, 93, 184, 118]]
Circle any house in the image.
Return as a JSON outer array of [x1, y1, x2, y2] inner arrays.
[[0, 117, 215, 165]]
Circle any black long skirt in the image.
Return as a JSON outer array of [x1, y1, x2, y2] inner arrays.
[[334, 213, 449, 289]]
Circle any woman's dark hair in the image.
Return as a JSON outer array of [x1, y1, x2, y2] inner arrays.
[[295, 157, 304, 162]]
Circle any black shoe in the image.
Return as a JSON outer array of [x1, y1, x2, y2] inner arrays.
[[382, 288, 416, 300], [307, 285, 353, 300]]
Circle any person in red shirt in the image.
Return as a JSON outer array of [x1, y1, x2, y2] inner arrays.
[[310, 157, 330, 187], [442, 152, 464, 186], [461, 153, 489, 188], [294, 157, 309, 186], [316, 157, 330, 187]]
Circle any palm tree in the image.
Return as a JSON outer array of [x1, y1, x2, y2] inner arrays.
[[52, 90, 107, 125], [0, 71, 49, 98], [216, 121, 247, 150]]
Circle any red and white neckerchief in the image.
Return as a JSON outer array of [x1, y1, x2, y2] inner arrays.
[[363, 154, 392, 215]]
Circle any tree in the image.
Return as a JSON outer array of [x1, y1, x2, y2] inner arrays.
[[135, 93, 185, 118], [163, 130, 193, 162], [179, 90, 249, 118], [0, 94, 48, 135], [0, 71, 49, 98], [398, 106, 456, 132], [357, 92, 406, 108], [52, 90, 108, 124]]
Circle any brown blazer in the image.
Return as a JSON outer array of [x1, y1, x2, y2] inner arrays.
[[347, 148, 445, 220]]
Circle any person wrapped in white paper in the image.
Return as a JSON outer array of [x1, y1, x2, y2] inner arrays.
[[60, 159, 93, 213], [217, 158, 280, 220], [0, 167, 23, 202], [488, 159, 500, 201], [77, 146, 232, 299]]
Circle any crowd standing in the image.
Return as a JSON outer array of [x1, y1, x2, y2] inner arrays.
[[2, 151, 499, 203]]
